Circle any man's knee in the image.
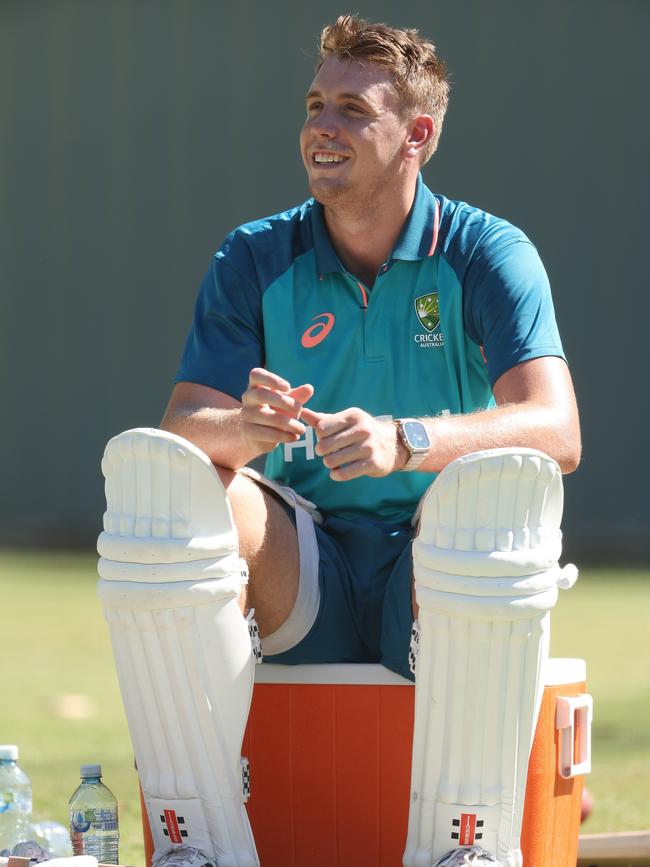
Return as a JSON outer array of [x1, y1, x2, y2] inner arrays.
[[212, 466, 297, 560]]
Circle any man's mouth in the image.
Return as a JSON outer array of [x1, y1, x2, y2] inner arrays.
[[312, 151, 349, 166]]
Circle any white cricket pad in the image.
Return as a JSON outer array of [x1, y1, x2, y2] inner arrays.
[[97, 428, 259, 867], [405, 448, 577, 867]]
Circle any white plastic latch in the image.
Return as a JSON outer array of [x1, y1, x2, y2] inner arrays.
[[556, 693, 593, 778]]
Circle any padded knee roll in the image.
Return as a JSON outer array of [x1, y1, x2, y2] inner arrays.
[[404, 448, 577, 867], [97, 428, 259, 867]]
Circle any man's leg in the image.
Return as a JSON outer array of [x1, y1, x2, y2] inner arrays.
[[216, 467, 300, 636], [97, 429, 301, 867], [404, 448, 577, 867]]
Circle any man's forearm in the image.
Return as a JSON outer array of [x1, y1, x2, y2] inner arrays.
[[418, 401, 581, 475], [414, 357, 581, 475], [160, 404, 261, 470]]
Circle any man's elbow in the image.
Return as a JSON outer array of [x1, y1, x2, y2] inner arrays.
[[558, 446, 581, 474], [160, 409, 181, 434], [160, 401, 199, 436], [555, 424, 582, 475]]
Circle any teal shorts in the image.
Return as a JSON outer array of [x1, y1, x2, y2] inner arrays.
[[259, 493, 416, 682]]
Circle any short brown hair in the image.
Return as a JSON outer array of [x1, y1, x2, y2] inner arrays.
[[318, 14, 450, 164]]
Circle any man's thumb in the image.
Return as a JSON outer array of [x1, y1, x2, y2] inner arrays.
[[289, 383, 315, 404]]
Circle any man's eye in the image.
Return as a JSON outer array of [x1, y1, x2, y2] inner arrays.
[[345, 105, 363, 113], [307, 103, 323, 113]]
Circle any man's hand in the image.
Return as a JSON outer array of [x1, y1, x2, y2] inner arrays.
[[241, 368, 314, 454], [300, 406, 408, 481]]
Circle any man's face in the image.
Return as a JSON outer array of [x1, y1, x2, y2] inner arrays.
[[300, 56, 410, 207]]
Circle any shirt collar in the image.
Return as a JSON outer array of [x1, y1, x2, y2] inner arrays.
[[310, 173, 439, 276], [391, 174, 439, 261]]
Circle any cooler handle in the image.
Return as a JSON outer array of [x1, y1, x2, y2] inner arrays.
[[556, 693, 593, 779]]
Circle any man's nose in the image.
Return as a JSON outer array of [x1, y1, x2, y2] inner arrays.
[[312, 105, 338, 137]]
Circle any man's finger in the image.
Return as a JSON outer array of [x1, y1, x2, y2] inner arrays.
[[315, 427, 364, 458], [247, 405, 306, 433], [311, 410, 357, 437], [300, 406, 324, 427], [243, 386, 305, 417], [247, 422, 303, 443], [243, 421, 303, 445], [329, 460, 370, 482], [289, 383, 315, 406], [248, 367, 292, 391], [319, 440, 365, 466]]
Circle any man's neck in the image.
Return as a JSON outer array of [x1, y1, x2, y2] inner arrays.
[[322, 176, 418, 289]]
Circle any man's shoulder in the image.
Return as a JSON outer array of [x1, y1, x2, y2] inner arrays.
[[215, 199, 316, 284], [436, 194, 532, 261], [230, 198, 314, 240]]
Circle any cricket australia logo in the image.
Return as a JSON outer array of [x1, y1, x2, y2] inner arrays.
[[415, 293, 440, 332], [414, 292, 444, 348]]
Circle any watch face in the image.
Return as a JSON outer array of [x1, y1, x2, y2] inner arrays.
[[403, 420, 431, 450]]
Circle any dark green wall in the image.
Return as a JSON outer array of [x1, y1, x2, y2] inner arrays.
[[1, 1, 648, 560]]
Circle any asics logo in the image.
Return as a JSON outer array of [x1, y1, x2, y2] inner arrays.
[[301, 312, 335, 348]]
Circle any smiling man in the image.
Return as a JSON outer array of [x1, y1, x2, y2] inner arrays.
[[104, 14, 581, 867]]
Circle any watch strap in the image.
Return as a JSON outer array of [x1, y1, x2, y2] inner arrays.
[[402, 449, 429, 471]]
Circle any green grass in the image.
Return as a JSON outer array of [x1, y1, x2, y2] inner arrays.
[[1, 551, 649, 865], [2, 551, 143, 865], [550, 567, 650, 833]]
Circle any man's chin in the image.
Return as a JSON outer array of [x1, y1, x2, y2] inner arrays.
[[307, 175, 354, 206]]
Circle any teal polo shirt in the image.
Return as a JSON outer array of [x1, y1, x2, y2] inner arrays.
[[176, 176, 565, 524]]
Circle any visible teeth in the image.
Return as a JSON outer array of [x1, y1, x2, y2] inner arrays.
[[314, 153, 345, 163]]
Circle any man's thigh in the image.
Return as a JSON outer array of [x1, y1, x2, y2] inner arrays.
[[265, 510, 416, 677], [216, 466, 301, 638], [380, 537, 417, 680]]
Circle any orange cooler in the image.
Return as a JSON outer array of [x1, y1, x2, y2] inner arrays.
[[242, 658, 591, 867], [141, 659, 592, 866], [521, 658, 592, 866]]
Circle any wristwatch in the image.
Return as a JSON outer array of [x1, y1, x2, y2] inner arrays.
[[393, 418, 431, 471]]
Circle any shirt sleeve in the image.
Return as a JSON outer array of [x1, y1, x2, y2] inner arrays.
[[463, 230, 565, 387], [174, 251, 264, 401]]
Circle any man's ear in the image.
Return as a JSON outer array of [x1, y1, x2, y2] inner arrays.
[[404, 114, 434, 159]]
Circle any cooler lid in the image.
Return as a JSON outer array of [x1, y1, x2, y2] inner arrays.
[[254, 659, 586, 687], [255, 663, 412, 686], [544, 658, 586, 686]]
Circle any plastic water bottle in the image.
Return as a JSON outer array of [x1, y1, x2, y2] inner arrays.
[[68, 764, 119, 863], [29, 820, 73, 857], [0, 745, 32, 855]]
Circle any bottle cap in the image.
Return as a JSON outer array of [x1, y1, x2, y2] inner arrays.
[[0, 745, 19, 760], [80, 764, 102, 778]]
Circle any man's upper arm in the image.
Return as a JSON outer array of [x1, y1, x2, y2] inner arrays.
[[462, 230, 565, 389], [492, 355, 576, 411], [460, 220, 580, 466], [175, 245, 264, 402]]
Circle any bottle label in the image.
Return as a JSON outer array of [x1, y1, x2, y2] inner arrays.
[[71, 808, 117, 833]]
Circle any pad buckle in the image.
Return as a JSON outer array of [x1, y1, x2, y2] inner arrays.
[[240, 756, 251, 802], [246, 610, 263, 663], [409, 619, 420, 675]]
